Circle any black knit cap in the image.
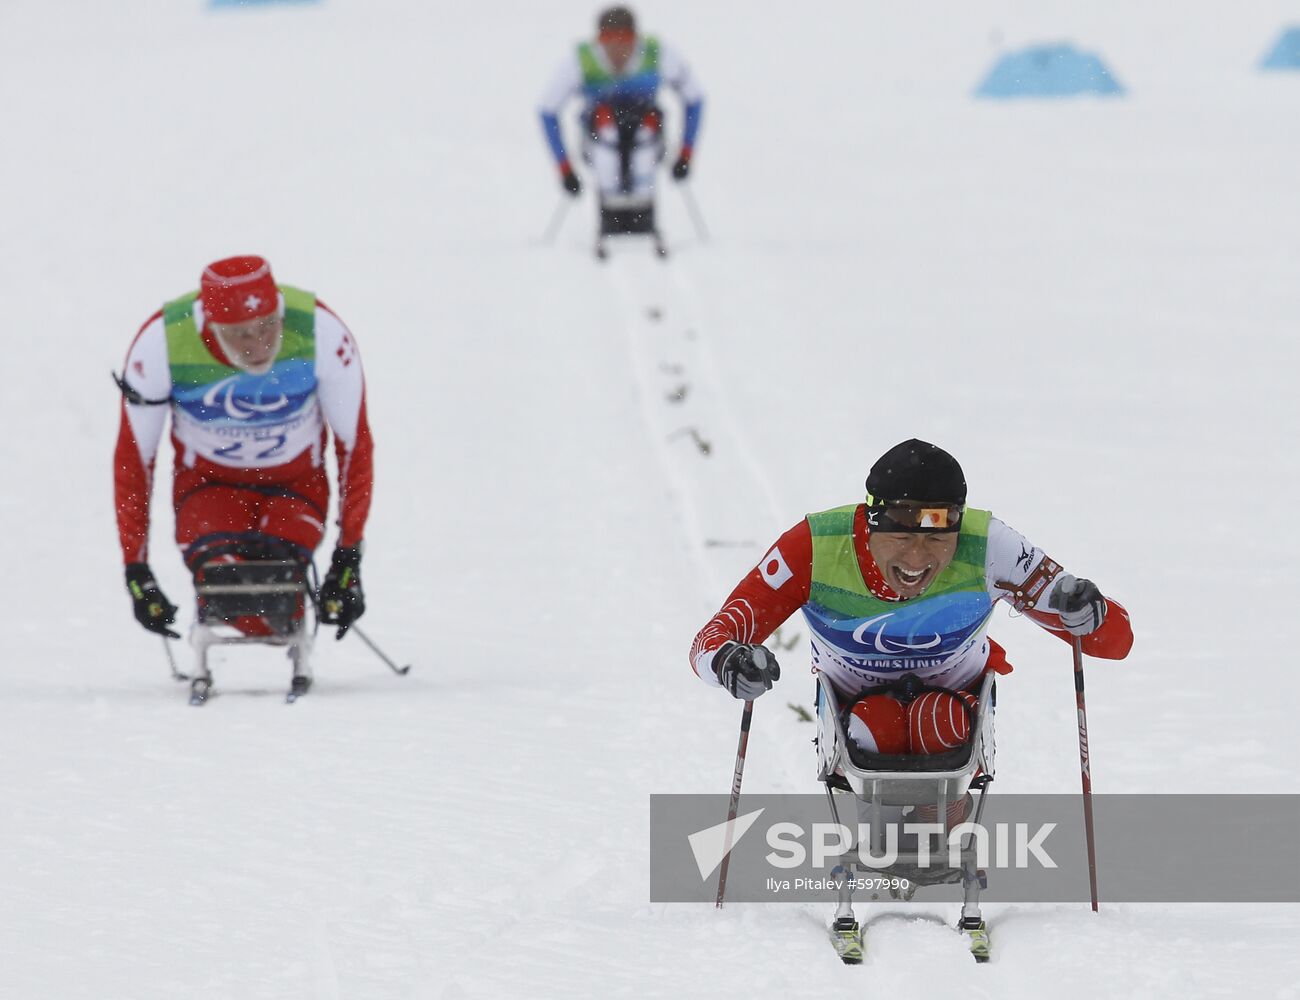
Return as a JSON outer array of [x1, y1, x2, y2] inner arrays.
[[598, 5, 636, 32], [865, 439, 967, 506]]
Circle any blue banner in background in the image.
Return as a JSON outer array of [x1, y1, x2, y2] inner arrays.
[[975, 44, 1125, 99], [211, 0, 320, 8], [1260, 27, 1300, 70]]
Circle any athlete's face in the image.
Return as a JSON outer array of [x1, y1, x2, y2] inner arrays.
[[599, 29, 637, 72], [211, 313, 283, 374], [868, 530, 960, 599]]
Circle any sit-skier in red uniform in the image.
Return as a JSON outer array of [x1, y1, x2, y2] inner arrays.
[[113, 255, 374, 644], [691, 440, 1132, 742]]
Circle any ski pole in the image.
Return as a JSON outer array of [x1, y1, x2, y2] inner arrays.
[[1071, 636, 1100, 912], [540, 195, 571, 245], [715, 699, 754, 908], [351, 624, 412, 676], [161, 637, 189, 682], [677, 183, 710, 244], [304, 574, 410, 677]]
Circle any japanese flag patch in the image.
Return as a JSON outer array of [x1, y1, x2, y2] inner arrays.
[[759, 546, 793, 590]]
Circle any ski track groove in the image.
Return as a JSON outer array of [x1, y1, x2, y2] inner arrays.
[[663, 261, 789, 533], [605, 250, 791, 605], [607, 252, 718, 603]]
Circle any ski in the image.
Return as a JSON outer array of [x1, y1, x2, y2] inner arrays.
[[593, 226, 666, 260], [189, 676, 212, 707], [959, 917, 991, 963], [827, 916, 989, 964], [285, 675, 312, 704], [828, 917, 864, 965]]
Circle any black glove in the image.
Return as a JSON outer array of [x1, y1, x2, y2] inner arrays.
[[125, 562, 179, 638], [318, 546, 365, 639], [711, 641, 780, 700], [1048, 574, 1107, 636], [561, 168, 582, 197], [671, 149, 692, 181]]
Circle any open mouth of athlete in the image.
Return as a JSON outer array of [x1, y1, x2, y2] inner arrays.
[[889, 562, 935, 592]]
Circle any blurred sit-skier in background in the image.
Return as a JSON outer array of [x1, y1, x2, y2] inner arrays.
[[538, 5, 704, 257]]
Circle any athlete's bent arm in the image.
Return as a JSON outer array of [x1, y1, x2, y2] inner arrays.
[[689, 520, 813, 686], [113, 313, 171, 564], [659, 44, 704, 151], [538, 56, 584, 169], [986, 517, 1133, 659], [314, 304, 374, 548]]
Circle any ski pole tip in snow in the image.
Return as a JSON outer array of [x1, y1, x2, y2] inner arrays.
[[350, 624, 413, 676]]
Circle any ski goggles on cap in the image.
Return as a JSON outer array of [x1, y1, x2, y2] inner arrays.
[[865, 496, 964, 533]]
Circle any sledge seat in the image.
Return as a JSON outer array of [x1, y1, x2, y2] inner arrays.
[[189, 557, 315, 692], [816, 671, 996, 894], [817, 671, 995, 808], [196, 558, 307, 630]]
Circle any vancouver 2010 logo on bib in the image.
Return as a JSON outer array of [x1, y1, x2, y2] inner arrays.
[[802, 591, 994, 665], [201, 376, 289, 420], [175, 359, 316, 427]]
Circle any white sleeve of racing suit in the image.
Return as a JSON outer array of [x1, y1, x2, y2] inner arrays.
[[985, 516, 1065, 612], [312, 302, 375, 549], [539, 53, 584, 116], [121, 317, 171, 469], [313, 306, 363, 450], [658, 43, 704, 105]]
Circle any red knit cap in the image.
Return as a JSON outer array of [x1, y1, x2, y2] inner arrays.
[[200, 256, 278, 325]]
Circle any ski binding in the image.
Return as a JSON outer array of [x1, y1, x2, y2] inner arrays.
[[829, 917, 864, 965], [959, 917, 990, 963]]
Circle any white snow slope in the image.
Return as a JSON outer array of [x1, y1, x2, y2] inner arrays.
[[2, 1, 1298, 997]]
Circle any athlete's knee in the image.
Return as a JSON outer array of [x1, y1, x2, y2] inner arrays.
[[847, 695, 908, 755], [174, 487, 256, 544], [848, 688, 980, 756], [256, 502, 325, 553], [907, 690, 980, 755]]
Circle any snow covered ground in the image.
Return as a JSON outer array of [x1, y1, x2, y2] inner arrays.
[[1, 1, 1298, 996]]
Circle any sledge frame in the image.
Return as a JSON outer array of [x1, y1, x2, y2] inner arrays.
[[815, 670, 996, 929], [188, 558, 315, 703]]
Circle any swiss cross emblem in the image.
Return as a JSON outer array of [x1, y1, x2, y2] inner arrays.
[[336, 333, 354, 367], [244, 294, 262, 311], [133, 360, 145, 376]]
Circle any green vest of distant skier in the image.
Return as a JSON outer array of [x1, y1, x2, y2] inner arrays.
[[690, 440, 1133, 754], [538, 5, 704, 258], [112, 256, 375, 695]]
